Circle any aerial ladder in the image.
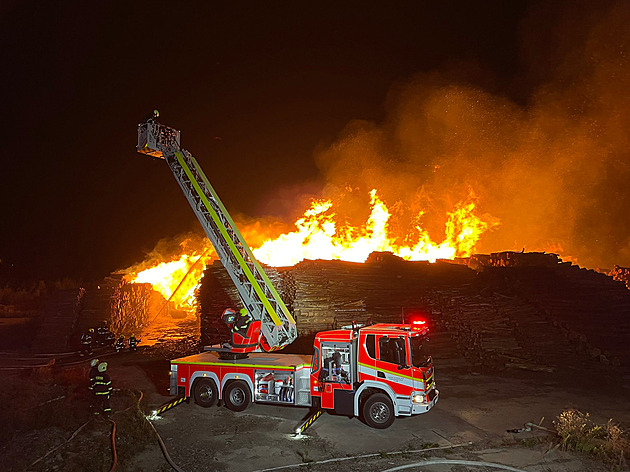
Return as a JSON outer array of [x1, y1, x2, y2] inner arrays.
[[136, 113, 297, 353]]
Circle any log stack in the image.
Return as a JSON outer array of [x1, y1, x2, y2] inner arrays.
[[197, 251, 630, 378]]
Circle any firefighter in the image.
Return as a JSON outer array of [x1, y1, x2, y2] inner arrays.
[[321, 351, 349, 383], [128, 334, 139, 351], [221, 308, 237, 348], [93, 362, 112, 415], [233, 308, 253, 334], [80, 328, 94, 356], [97, 320, 114, 345], [88, 358, 99, 407], [221, 308, 237, 328], [115, 335, 125, 352]]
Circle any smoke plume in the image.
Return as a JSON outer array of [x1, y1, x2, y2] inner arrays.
[[314, 1, 630, 269]]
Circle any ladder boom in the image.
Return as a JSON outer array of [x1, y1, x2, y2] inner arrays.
[[137, 119, 297, 350]]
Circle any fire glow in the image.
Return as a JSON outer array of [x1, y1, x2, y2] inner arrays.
[[253, 189, 497, 267], [125, 189, 497, 312], [127, 252, 208, 312]]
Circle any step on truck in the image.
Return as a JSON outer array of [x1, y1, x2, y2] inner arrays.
[[137, 113, 438, 429]]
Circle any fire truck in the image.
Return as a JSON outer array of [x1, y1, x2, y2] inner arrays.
[[137, 113, 439, 430]]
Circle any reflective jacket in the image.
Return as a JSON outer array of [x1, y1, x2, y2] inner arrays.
[[88, 366, 99, 391], [233, 313, 253, 333], [93, 372, 112, 396]]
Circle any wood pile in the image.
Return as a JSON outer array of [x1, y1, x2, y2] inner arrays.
[[110, 280, 155, 335], [471, 251, 562, 269], [196, 251, 630, 375], [197, 253, 476, 342], [491, 264, 630, 369]]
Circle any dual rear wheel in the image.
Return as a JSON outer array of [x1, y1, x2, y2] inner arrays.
[[193, 378, 250, 412], [193, 379, 394, 429]]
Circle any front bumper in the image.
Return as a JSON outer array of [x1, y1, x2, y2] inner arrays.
[[412, 388, 439, 414]]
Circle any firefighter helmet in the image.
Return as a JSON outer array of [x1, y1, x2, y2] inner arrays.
[[222, 308, 236, 326], [239, 308, 247, 315], [88, 328, 94, 333], [98, 362, 108, 372]]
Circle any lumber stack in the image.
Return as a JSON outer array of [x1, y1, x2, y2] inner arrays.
[[195, 251, 630, 375]]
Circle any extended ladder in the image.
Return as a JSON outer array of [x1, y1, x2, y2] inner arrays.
[[137, 119, 297, 350]]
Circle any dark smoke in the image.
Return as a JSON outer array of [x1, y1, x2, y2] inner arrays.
[[314, 1, 630, 269]]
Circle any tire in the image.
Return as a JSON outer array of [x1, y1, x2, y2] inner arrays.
[[193, 378, 218, 408], [362, 393, 395, 429], [223, 380, 251, 412]]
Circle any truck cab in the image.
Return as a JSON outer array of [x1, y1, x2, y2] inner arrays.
[[310, 322, 438, 428]]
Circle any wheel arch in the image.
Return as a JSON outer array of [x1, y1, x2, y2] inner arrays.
[[354, 381, 397, 417], [189, 371, 221, 398], [221, 373, 254, 399]]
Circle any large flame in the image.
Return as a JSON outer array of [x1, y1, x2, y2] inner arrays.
[[125, 189, 497, 312], [126, 251, 210, 312], [253, 189, 497, 266]]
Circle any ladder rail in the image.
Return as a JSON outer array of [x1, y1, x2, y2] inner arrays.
[[137, 120, 297, 349]]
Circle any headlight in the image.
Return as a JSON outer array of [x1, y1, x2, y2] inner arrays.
[[412, 393, 425, 403]]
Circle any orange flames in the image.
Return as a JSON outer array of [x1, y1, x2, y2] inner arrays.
[[253, 189, 496, 266], [126, 251, 210, 313], [126, 189, 497, 312]]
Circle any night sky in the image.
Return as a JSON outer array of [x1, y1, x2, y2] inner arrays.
[[2, 1, 627, 281]]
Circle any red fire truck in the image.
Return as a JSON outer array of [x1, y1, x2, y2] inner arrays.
[[169, 321, 436, 429], [137, 115, 438, 429]]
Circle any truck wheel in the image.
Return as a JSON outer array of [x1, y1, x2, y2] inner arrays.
[[224, 380, 251, 412], [193, 378, 218, 407], [362, 393, 395, 429]]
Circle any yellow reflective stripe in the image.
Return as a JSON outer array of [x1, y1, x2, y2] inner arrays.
[[358, 362, 416, 381], [157, 396, 187, 414], [297, 410, 322, 433], [176, 152, 283, 326], [188, 156, 295, 326], [175, 360, 310, 371]]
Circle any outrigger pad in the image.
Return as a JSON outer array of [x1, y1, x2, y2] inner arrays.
[[204, 344, 249, 360]]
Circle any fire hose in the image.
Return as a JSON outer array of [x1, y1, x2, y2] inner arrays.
[[136, 390, 186, 472], [108, 419, 118, 472], [252, 445, 530, 472]]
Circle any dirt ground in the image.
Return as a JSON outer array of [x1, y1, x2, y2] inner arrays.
[[2, 326, 629, 471], [120, 330, 629, 471]]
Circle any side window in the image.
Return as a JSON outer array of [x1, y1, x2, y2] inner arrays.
[[366, 334, 376, 359], [378, 337, 407, 366], [311, 347, 320, 375]]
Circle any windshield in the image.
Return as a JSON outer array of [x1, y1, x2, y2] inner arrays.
[[410, 336, 431, 368]]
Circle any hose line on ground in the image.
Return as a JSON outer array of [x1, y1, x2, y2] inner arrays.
[[146, 419, 186, 472], [137, 390, 186, 472], [252, 442, 474, 472], [381, 460, 528, 471], [108, 419, 118, 472]]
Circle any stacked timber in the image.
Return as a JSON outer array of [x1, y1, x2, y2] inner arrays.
[[196, 251, 630, 376], [110, 280, 153, 335], [470, 251, 562, 270], [197, 253, 477, 341], [498, 264, 630, 368], [197, 261, 294, 345]]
